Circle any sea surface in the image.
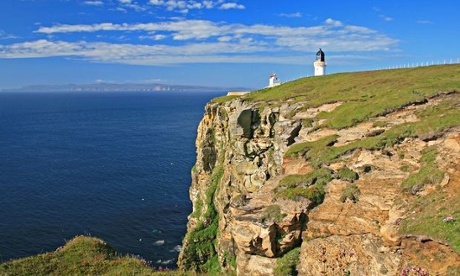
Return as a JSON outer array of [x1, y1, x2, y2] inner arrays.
[[0, 91, 225, 267]]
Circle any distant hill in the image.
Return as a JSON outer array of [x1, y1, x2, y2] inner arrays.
[[1, 83, 249, 92]]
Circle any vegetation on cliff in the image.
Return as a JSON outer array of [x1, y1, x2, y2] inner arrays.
[[274, 247, 300, 276], [179, 164, 224, 273], [0, 236, 195, 276], [275, 167, 333, 204]]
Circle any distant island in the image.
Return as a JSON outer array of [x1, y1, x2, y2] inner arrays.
[[0, 83, 249, 93]]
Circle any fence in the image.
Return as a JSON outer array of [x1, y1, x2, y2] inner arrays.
[[372, 57, 460, 71]]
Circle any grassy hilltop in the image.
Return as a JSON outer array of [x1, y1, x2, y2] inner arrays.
[[1, 64, 459, 275], [218, 64, 459, 131]]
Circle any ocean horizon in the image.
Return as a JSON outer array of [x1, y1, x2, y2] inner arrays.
[[0, 91, 226, 267]]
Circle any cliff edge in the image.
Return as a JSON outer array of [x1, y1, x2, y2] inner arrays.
[[178, 65, 460, 275]]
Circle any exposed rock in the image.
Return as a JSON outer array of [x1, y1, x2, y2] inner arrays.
[[179, 90, 460, 275], [298, 234, 401, 275]]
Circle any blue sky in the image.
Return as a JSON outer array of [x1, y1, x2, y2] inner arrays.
[[0, 0, 458, 89]]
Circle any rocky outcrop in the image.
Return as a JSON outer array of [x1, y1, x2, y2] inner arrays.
[[178, 86, 460, 275]]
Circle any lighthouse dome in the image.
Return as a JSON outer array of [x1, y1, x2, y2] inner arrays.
[[316, 48, 325, 62]]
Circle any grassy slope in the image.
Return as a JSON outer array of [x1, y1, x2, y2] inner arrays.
[[238, 64, 460, 129], [0, 236, 195, 276]]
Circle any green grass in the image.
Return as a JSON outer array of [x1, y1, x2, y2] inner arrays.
[[285, 135, 340, 168], [276, 168, 334, 189], [180, 165, 223, 273], [243, 65, 460, 129], [340, 183, 361, 203], [337, 167, 359, 182], [371, 120, 389, 128], [0, 236, 195, 276], [402, 166, 444, 194], [275, 168, 333, 204], [402, 146, 444, 194], [284, 95, 459, 168], [210, 95, 239, 104], [274, 167, 360, 204], [399, 189, 460, 255], [273, 247, 300, 276], [260, 205, 286, 223], [276, 184, 326, 205]]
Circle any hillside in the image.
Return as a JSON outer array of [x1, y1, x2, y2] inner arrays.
[[1, 64, 459, 275], [178, 64, 460, 275], [0, 236, 191, 276]]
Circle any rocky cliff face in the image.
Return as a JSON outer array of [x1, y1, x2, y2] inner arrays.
[[178, 71, 460, 275]]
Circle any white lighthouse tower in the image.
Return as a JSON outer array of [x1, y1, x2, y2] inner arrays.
[[268, 73, 281, 88], [314, 48, 326, 76]]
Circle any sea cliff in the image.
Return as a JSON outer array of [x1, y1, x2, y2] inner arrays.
[[178, 64, 460, 275], [1, 65, 459, 276]]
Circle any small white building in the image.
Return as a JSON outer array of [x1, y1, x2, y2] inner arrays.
[[314, 48, 326, 76], [268, 73, 282, 88]]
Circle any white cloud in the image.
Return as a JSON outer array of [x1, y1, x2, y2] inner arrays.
[[0, 38, 394, 66], [0, 30, 19, 40], [381, 16, 393, 22], [373, 7, 393, 22], [35, 19, 397, 51], [83, 1, 104, 6], [149, 0, 164, 5], [0, 39, 269, 64], [139, 34, 167, 40], [36, 20, 229, 41], [278, 12, 302, 18], [219, 3, 245, 10], [416, 20, 433, 24], [118, 0, 147, 11], [217, 36, 232, 42], [324, 18, 342, 27], [148, 0, 244, 13], [2, 18, 398, 66]]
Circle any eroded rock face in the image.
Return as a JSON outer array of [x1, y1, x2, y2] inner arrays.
[[298, 234, 401, 275], [179, 94, 460, 275]]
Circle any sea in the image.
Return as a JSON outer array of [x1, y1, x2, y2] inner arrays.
[[0, 91, 226, 268]]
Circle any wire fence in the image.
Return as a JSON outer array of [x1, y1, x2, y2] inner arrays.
[[372, 57, 460, 71], [284, 57, 460, 81]]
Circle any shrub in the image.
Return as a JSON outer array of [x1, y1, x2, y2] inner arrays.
[[261, 205, 285, 223], [302, 118, 314, 128], [277, 168, 334, 190], [337, 167, 359, 182], [340, 184, 361, 203], [276, 184, 326, 205], [274, 247, 300, 276], [372, 120, 388, 128], [400, 165, 409, 172]]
